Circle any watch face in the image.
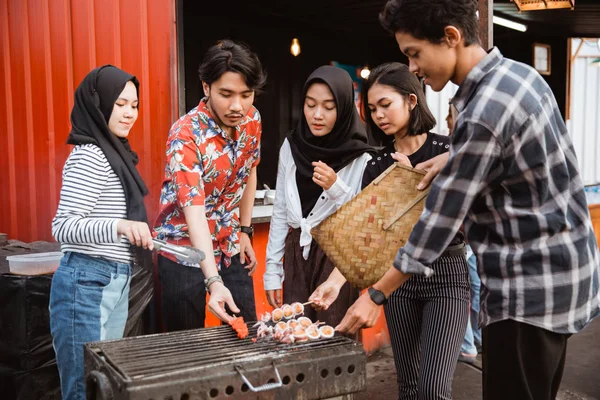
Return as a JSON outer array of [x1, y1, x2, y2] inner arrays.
[[368, 287, 386, 305]]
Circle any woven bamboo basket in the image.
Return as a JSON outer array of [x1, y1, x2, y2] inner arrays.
[[311, 163, 429, 289]]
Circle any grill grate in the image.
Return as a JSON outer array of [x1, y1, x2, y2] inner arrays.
[[95, 324, 354, 378], [84, 324, 366, 399]]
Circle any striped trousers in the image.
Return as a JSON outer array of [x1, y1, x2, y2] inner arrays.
[[384, 253, 470, 400]]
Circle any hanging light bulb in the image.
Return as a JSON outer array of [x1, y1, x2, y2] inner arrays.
[[290, 38, 301, 57], [360, 66, 371, 79]]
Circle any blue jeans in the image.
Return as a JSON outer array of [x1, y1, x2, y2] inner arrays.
[[461, 245, 482, 355], [49, 252, 132, 400]]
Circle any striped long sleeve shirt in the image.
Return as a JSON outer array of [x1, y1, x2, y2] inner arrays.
[[393, 47, 600, 334], [52, 144, 132, 263]]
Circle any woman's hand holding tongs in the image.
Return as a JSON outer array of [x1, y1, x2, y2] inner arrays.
[[117, 220, 154, 250]]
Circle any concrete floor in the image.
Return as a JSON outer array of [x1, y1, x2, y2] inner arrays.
[[358, 318, 600, 400]]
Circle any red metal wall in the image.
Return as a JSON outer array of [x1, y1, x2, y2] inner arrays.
[[0, 0, 177, 242]]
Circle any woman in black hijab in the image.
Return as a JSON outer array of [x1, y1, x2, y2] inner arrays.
[[264, 65, 375, 326], [49, 65, 153, 400]]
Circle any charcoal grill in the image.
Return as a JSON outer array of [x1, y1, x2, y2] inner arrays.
[[84, 324, 366, 400]]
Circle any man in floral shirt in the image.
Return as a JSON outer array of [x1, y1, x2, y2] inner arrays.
[[154, 40, 266, 330]]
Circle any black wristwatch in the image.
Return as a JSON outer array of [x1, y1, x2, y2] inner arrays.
[[368, 287, 388, 305], [240, 225, 254, 238]]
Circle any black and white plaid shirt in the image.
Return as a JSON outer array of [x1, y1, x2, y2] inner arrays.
[[393, 47, 600, 334]]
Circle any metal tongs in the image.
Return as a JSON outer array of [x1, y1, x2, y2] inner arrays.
[[152, 239, 205, 265]]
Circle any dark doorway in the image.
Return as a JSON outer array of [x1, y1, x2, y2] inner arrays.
[[178, 0, 403, 188]]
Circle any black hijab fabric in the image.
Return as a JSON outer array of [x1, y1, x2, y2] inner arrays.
[[288, 65, 375, 217], [67, 65, 149, 223]]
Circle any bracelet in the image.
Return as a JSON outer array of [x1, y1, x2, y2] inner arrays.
[[204, 275, 223, 293]]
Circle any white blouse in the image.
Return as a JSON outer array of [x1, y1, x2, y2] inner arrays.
[[264, 139, 372, 291]]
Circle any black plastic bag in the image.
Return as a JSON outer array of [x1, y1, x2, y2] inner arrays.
[[0, 247, 155, 399], [0, 274, 61, 399], [124, 259, 156, 337]]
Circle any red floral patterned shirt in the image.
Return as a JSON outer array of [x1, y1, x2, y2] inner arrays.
[[153, 98, 261, 269]]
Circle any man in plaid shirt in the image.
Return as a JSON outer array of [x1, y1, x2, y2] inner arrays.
[[334, 0, 600, 398]]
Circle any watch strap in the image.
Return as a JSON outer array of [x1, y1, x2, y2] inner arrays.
[[368, 287, 388, 305], [240, 225, 254, 237]]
